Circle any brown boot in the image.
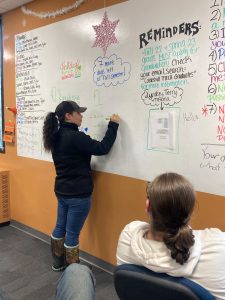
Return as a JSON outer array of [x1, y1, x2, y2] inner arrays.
[[64, 244, 80, 265], [51, 235, 66, 272]]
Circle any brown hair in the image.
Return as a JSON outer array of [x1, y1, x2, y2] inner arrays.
[[147, 173, 195, 265]]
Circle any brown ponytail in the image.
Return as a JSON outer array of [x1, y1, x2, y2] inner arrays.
[[42, 112, 59, 152], [147, 173, 196, 265], [163, 225, 194, 265]]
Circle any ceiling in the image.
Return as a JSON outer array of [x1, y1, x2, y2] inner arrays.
[[0, 0, 33, 14]]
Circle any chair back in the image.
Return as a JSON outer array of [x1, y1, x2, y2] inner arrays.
[[114, 264, 216, 300]]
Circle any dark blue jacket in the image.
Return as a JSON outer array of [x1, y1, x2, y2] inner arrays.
[[52, 121, 119, 198]]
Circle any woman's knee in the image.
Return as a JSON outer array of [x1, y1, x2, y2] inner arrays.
[[67, 264, 93, 280], [56, 264, 95, 300]]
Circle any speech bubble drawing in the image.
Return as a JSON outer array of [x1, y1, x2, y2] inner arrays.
[[93, 54, 131, 87], [141, 86, 183, 108]]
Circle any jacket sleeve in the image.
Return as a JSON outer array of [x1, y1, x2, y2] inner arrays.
[[73, 121, 119, 156]]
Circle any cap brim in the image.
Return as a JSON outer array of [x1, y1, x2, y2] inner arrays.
[[78, 107, 87, 113]]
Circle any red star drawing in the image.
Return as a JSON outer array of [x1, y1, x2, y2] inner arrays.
[[202, 105, 208, 117], [92, 11, 119, 56]]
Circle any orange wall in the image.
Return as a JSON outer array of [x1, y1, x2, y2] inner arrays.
[[1, 0, 225, 265]]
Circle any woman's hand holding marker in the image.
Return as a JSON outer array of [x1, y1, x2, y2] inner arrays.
[[109, 114, 120, 124]]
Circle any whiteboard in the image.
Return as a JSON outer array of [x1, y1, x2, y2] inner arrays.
[[15, 0, 225, 196]]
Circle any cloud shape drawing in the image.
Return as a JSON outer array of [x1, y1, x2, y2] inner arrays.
[[93, 54, 131, 87]]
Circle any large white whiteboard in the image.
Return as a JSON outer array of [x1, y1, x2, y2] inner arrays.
[[15, 0, 225, 196]]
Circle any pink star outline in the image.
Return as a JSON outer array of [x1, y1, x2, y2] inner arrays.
[[92, 11, 120, 56]]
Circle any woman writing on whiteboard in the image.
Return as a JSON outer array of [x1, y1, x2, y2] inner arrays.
[[117, 173, 225, 299], [42, 100, 120, 271]]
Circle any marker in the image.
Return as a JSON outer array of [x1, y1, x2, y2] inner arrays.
[[105, 117, 110, 120]]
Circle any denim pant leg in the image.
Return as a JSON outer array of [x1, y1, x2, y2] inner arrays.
[[56, 264, 95, 300], [65, 196, 91, 246], [52, 198, 68, 239]]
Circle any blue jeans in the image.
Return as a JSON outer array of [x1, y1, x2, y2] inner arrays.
[[52, 196, 91, 246], [56, 264, 95, 300]]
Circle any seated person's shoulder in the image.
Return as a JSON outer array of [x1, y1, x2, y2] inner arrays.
[[117, 221, 148, 266], [194, 227, 225, 241], [122, 220, 149, 233]]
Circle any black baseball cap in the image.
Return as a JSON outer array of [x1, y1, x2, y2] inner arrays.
[[64, 101, 87, 113], [55, 101, 87, 117]]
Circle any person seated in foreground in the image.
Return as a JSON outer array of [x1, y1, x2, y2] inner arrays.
[[116, 172, 225, 300]]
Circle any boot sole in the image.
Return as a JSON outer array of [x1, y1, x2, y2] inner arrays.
[[52, 265, 66, 272]]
